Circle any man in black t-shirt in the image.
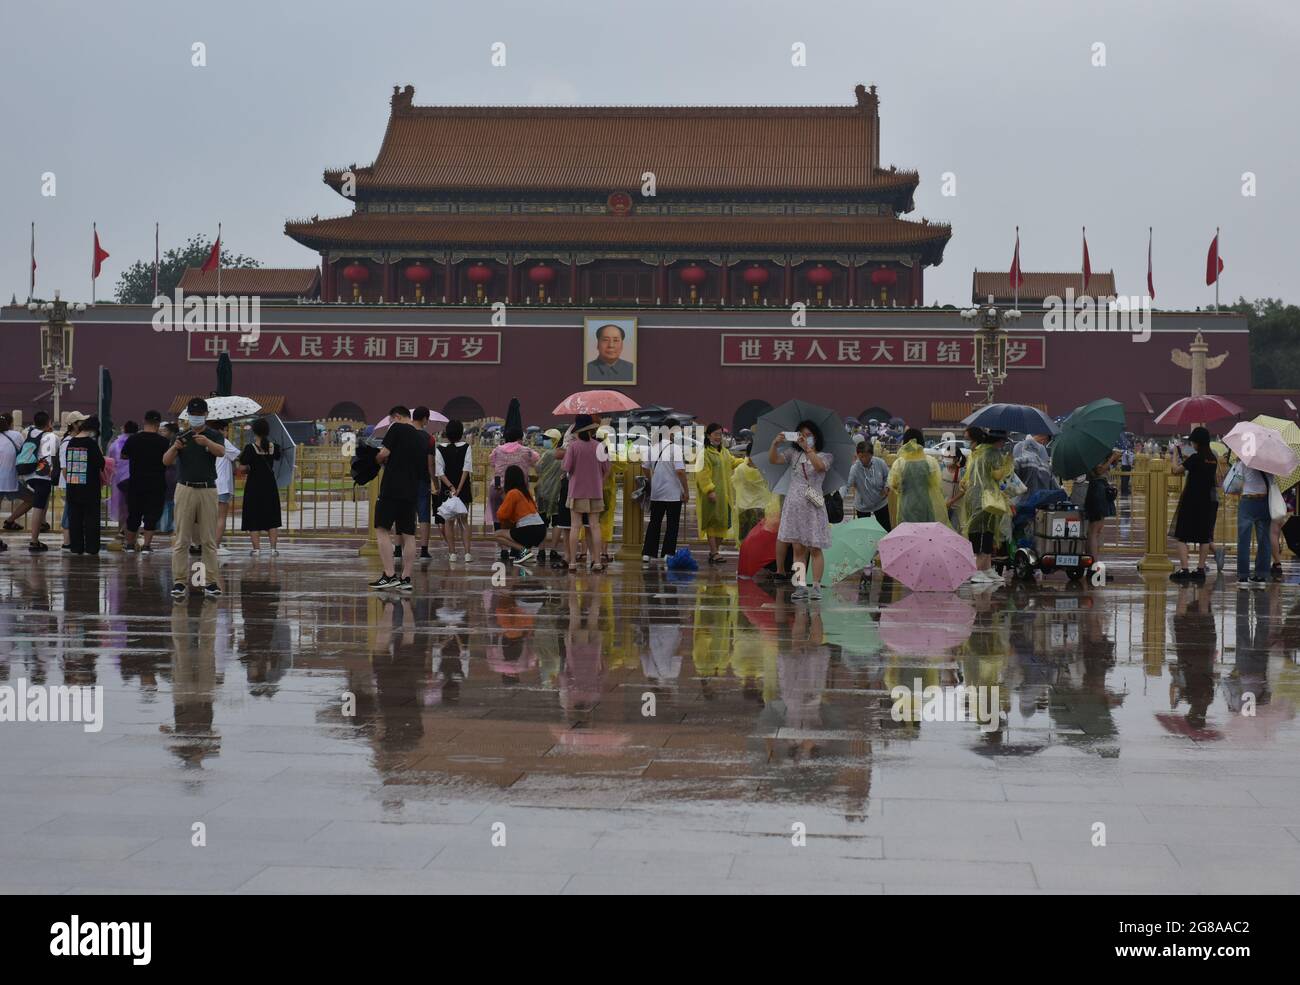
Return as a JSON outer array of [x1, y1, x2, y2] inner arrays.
[[371, 405, 426, 591], [162, 397, 227, 599], [122, 409, 170, 554]]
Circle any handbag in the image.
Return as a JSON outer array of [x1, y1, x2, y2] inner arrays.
[[437, 494, 468, 520], [1269, 478, 1287, 521], [825, 490, 844, 523], [1222, 460, 1245, 496], [800, 460, 825, 509]]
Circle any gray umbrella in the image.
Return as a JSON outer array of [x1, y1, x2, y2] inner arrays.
[[264, 413, 297, 488], [752, 399, 856, 494]]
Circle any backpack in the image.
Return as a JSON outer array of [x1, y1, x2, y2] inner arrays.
[[14, 429, 44, 477], [1223, 460, 1245, 496], [350, 442, 381, 486]]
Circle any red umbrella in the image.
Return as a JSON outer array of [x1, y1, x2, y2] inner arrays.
[[1153, 394, 1242, 428], [737, 518, 779, 578], [552, 390, 639, 415]]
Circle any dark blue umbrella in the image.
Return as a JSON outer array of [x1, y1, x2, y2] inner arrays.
[[963, 403, 1058, 436]]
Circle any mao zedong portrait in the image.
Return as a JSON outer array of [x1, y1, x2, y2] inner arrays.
[[585, 321, 636, 383]]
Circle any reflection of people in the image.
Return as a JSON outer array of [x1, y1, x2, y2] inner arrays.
[[585, 323, 634, 382]]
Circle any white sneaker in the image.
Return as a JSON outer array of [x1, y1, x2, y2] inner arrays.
[[217, 545, 231, 556], [271, 548, 280, 556], [250, 547, 260, 555]]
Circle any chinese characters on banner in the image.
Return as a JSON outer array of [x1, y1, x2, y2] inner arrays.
[[720, 334, 1046, 369], [187, 330, 501, 363]]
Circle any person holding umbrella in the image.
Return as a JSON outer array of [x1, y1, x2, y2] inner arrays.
[[768, 420, 833, 600], [562, 414, 610, 572], [1083, 450, 1122, 570], [1170, 427, 1218, 582]]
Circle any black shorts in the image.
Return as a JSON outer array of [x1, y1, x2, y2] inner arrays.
[[969, 531, 995, 556], [375, 496, 417, 536], [507, 523, 547, 549], [127, 486, 165, 532], [25, 480, 52, 511]]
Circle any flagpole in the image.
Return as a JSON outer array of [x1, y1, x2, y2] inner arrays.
[[1081, 226, 1085, 294], [1014, 226, 1019, 310], [29, 222, 35, 301], [153, 222, 159, 298], [216, 222, 222, 297], [91, 222, 97, 304]]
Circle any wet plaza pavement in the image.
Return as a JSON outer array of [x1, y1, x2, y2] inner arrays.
[[2, 544, 1300, 895]]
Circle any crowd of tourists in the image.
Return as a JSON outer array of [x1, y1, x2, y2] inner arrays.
[[2, 402, 1292, 598]]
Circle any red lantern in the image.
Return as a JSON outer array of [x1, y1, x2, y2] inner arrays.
[[465, 262, 493, 301], [342, 262, 370, 302], [742, 264, 769, 303], [805, 264, 834, 304], [404, 262, 431, 302], [679, 264, 707, 303], [871, 267, 898, 302], [528, 264, 555, 302]]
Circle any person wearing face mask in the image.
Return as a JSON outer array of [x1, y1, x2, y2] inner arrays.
[[162, 398, 227, 600]]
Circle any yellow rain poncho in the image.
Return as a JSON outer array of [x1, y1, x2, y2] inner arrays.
[[695, 445, 741, 538], [960, 442, 1014, 546], [886, 440, 950, 526]]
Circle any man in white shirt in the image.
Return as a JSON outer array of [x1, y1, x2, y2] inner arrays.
[[210, 421, 241, 556], [641, 435, 689, 562], [14, 411, 61, 552], [0, 413, 25, 551]]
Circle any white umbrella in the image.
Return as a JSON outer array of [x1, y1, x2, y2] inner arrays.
[[203, 395, 261, 420]]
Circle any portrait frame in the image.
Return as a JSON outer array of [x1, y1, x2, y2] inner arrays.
[[583, 316, 638, 386]]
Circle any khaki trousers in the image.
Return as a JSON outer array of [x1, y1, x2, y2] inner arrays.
[[171, 484, 220, 589]]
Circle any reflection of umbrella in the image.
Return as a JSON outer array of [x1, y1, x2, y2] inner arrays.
[[821, 516, 886, 584], [504, 397, 522, 434], [264, 413, 297, 488], [1252, 415, 1300, 491], [1224, 699, 1296, 746], [1155, 712, 1223, 741], [97, 366, 113, 453], [1223, 421, 1299, 477], [1051, 397, 1126, 479], [552, 390, 639, 415], [203, 395, 261, 420], [880, 592, 975, 655], [752, 399, 856, 493], [963, 403, 1058, 436], [878, 522, 977, 592], [737, 578, 780, 633], [1154, 394, 1242, 429], [216, 352, 233, 397], [738, 520, 778, 578], [818, 598, 882, 667]]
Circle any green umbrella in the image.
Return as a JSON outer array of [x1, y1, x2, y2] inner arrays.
[[216, 352, 233, 397], [821, 515, 887, 584], [1050, 397, 1126, 479]]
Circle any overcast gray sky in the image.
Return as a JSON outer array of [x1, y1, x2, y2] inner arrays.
[[2, 0, 1296, 309]]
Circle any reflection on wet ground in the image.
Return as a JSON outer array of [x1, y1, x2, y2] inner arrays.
[[2, 547, 1299, 894]]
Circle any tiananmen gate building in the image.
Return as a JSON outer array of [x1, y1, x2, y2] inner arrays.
[[1, 84, 1267, 432]]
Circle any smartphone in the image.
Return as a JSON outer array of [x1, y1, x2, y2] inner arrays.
[[783, 431, 801, 442]]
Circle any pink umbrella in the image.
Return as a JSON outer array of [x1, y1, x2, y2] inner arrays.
[[372, 410, 448, 436], [880, 592, 975, 655], [1154, 394, 1242, 428], [1223, 421, 1299, 476], [878, 521, 977, 592], [552, 390, 640, 415]]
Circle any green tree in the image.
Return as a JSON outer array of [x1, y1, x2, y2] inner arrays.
[[1212, 297, 1300, 389], [113, 234, 260, 303]]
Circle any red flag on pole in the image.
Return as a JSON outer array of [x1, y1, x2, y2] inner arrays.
[[1009, 228, 1024, 289], [1146, 227, 1155, 300], [1205, 232, 1224, 286], [1081, 227, 1091, 291], [201, 236, 221, 274], [92, 227, 110, 279], [30, 222, 37, 300]]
